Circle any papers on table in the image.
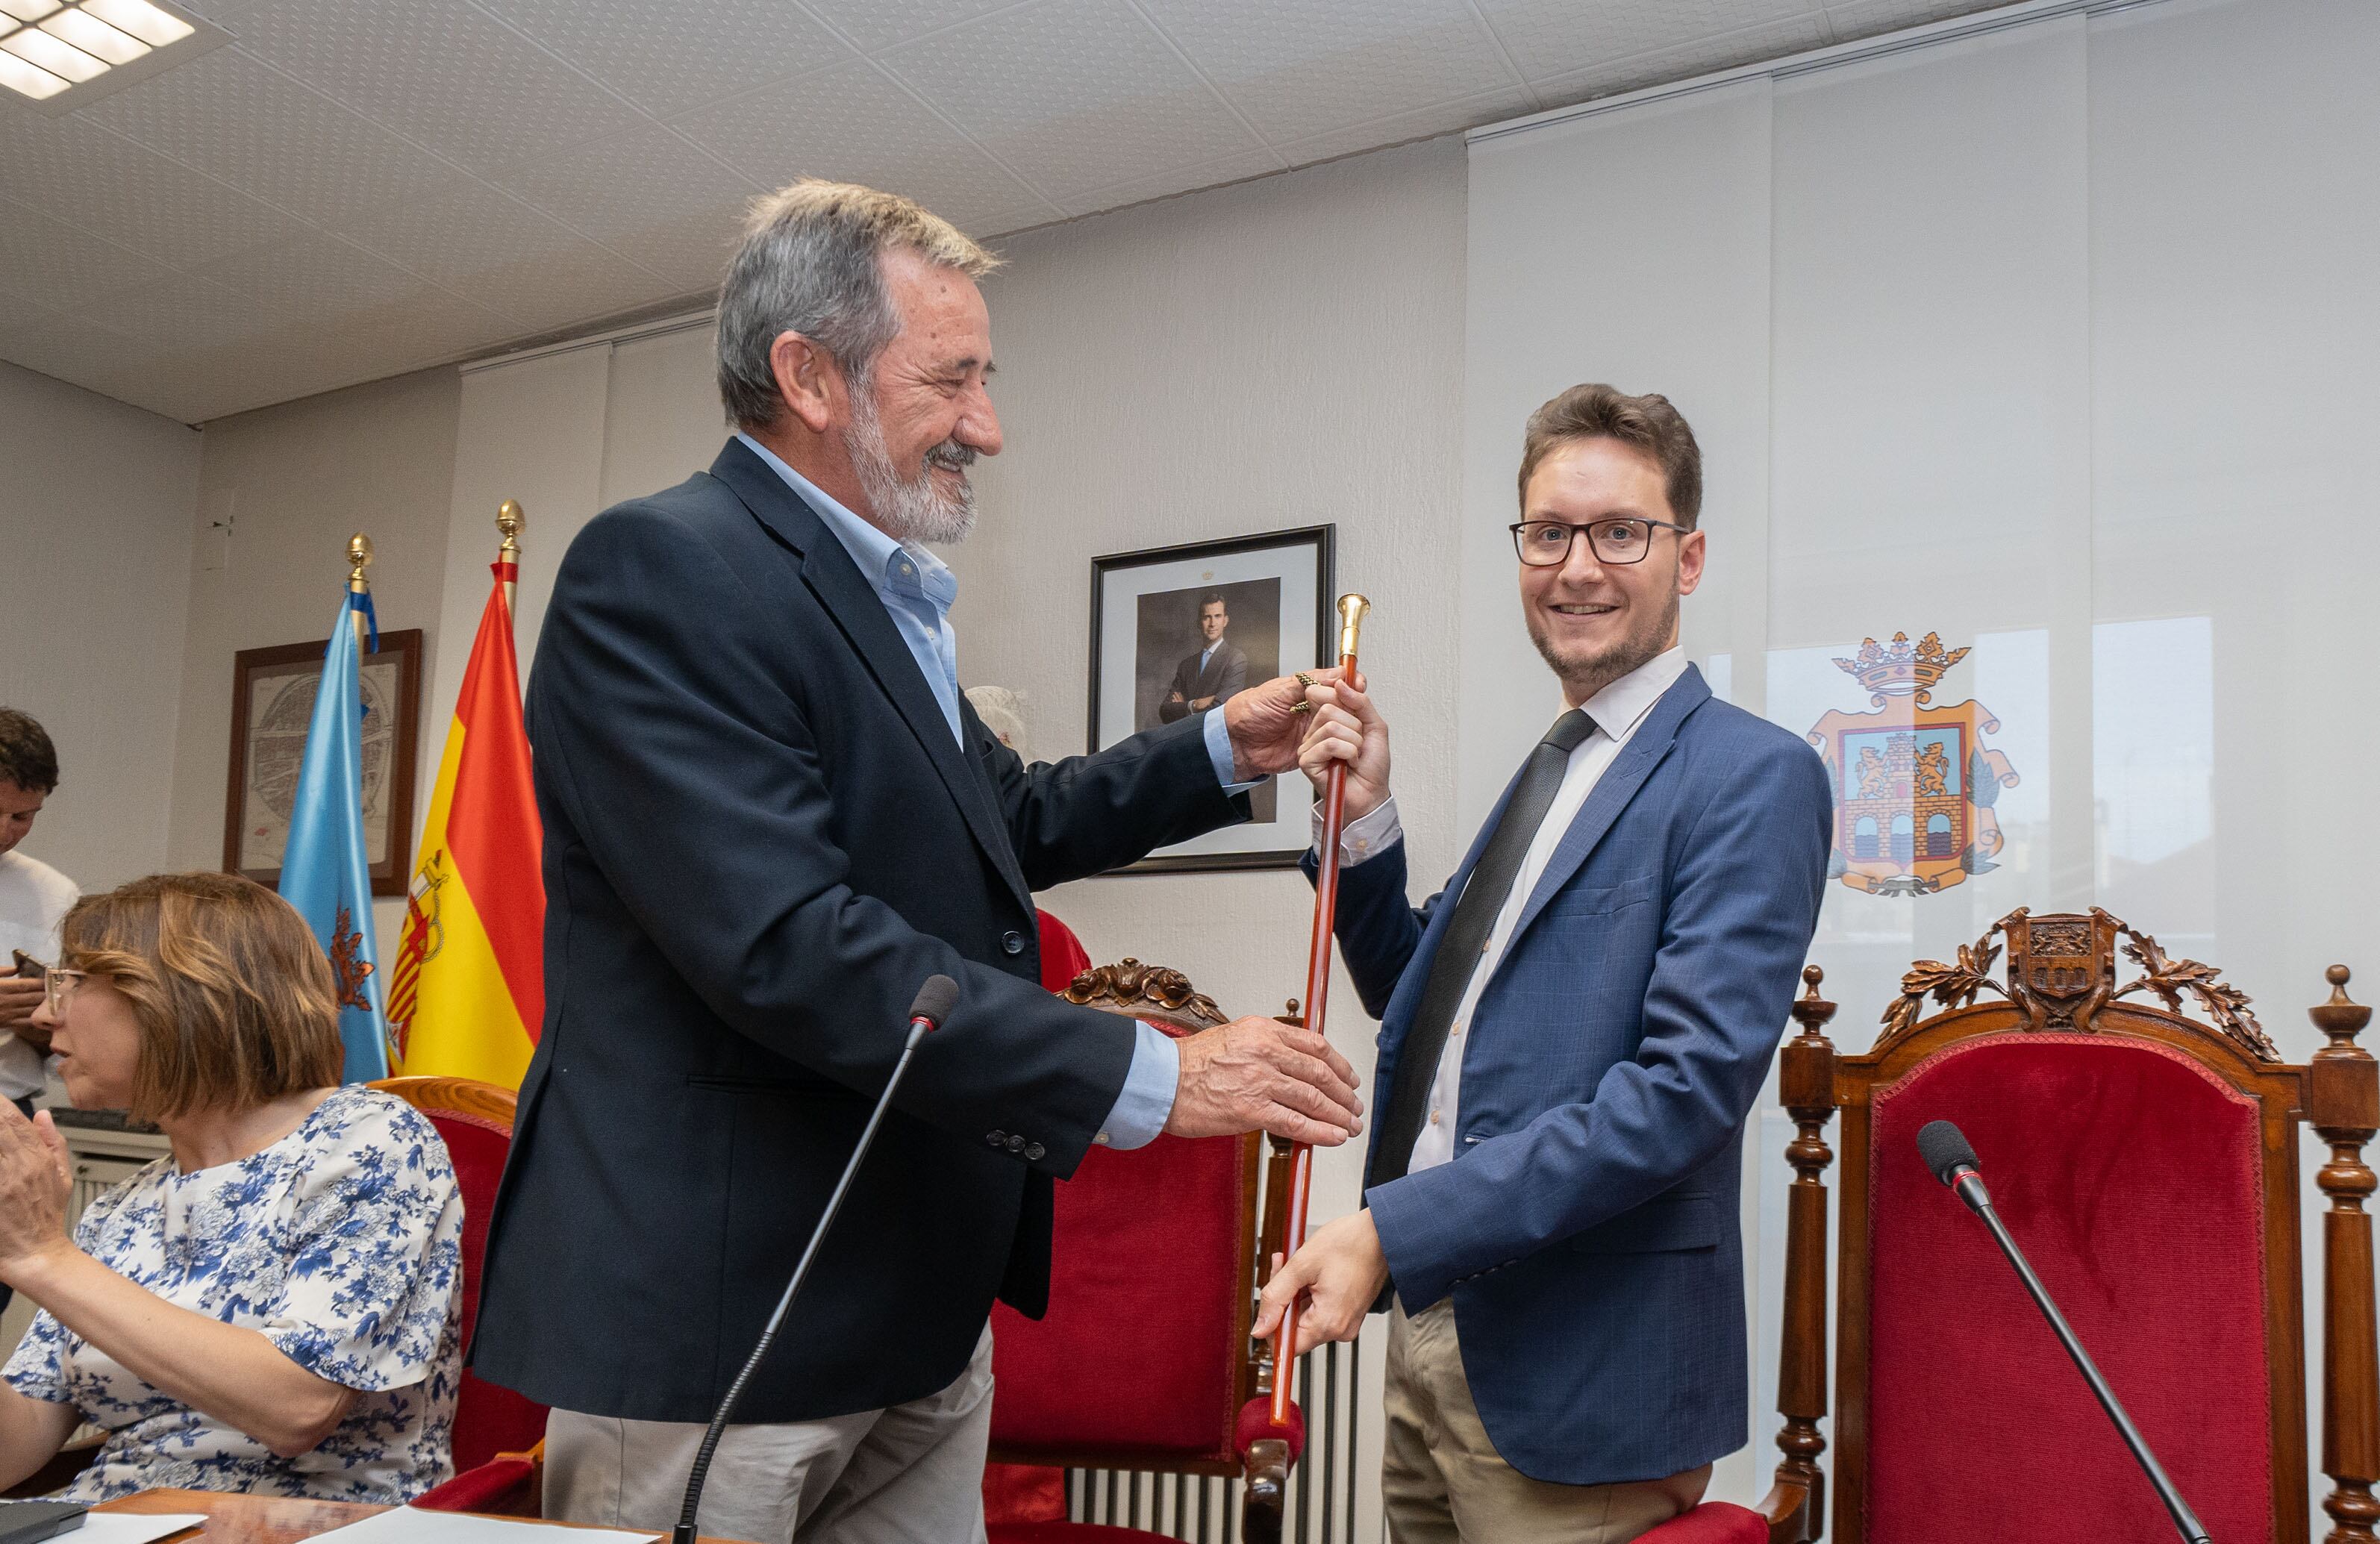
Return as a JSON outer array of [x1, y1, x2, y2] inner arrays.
[[313, 1509, 657, 1544], [75, 1514, 208, 1544]]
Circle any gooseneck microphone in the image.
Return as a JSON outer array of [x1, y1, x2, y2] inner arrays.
[[1916, 1121, 2212, 1544], [671, 975, 960, 1544]]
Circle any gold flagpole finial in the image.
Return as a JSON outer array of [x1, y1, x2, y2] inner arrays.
[[345, 533, 375, 655], [494, 501, 525, 612]]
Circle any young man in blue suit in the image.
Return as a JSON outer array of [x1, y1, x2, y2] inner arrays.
[[1255, 386, 1832, 1542]]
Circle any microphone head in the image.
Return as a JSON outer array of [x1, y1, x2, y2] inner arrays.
[[909, 974, 961, 1030], [1917, 1119, 1980, 1187]]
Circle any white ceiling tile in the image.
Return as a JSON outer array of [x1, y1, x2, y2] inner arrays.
[[800, 0, 1019, 54], [1478, 0, 1820, 85], [673, 57, 1055, 233], [1530, 12, 1833, 104], [228, 0, 640, 175], [82, 48, 466, 232], [0, 285, 57, 335], [195, 231, 441, 314], [473, 0, 853, 118], [0, 113, 307, 266], [96, 272, 287, 354], [489, 122, 758, 289], [1825, 0, 2008, 39], [1138, 0, 1522, 146], [1052, 144, 1282, 218], [1276, 83, 1537, 166], [329, 178, 661, 334], [0, 313, 161, 411], [0, 196, 172, 308], [880, 0, 1267, 201]]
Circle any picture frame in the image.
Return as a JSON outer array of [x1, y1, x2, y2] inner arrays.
[[222, 628, 423, 897], [1088, 525, 1336, 874]]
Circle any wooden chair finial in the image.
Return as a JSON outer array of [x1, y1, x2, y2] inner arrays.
[[2311, 966, 2380, 1543]]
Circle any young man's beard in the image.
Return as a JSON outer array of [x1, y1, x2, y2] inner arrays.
[[1527, 585, 1678, 703], [846, 384, 976, 545]]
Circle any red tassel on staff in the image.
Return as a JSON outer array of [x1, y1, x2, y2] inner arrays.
[[1272, 593, 1369, 1427]]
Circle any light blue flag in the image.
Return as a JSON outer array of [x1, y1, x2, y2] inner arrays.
[[278, 590, 391, 1083]]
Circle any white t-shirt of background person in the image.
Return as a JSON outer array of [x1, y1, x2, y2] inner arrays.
[[0, 849, 78, 1101]]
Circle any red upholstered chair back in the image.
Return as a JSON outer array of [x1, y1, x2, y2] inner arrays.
[[369, 1076, 551, 1473], [1759, 909, 2347, 1544], [987, 960, 1264, 1476]]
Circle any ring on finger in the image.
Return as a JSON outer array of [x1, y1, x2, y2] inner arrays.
[[1294, 672, 1317, 688]]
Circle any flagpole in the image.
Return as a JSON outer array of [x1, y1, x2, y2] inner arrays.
[[346, 533, 374, 654], [496, 500, 524, 613]]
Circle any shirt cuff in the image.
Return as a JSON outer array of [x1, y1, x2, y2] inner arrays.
[[1202, 705, 1265, 794], [1312, 794, 1404, 867], [1096, 1020, 1181, 1151]]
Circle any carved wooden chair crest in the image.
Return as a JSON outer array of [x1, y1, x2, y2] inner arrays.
[[1741, 909, 2379, 1544], [985, 959, 1305, 1544]]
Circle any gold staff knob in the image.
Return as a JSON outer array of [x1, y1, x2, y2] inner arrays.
[[1335, 593, 1371, 662], [496, 499, 525, 560], [346, 533, 374, 591]]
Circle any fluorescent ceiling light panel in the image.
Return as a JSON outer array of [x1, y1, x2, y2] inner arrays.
[[1, 25, 103, 80], [80, 0, 187, 46], [0, 45, 66, 96], [41, 7, 146, 63], [0, 1, 61, 22]]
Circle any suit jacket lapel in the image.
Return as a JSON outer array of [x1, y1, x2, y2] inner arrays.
[[1503, 666, 1711, 952], [707, 440, 1035, 917]]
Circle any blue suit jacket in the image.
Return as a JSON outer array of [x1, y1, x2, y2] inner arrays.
[[1325, 666, 1831, 1485]]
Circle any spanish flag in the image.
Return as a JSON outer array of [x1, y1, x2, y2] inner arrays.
[[389, 542, 543, 1085]]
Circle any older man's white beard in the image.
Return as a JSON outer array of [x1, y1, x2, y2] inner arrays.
[[846, 390, 976, 546]]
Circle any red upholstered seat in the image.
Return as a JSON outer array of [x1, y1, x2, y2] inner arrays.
[[985, 944, 1299, 1542], [1634, 1501, 1770, 1544], [1866, 1033, 2271, 1542], [372, 1077, 549, 1516]]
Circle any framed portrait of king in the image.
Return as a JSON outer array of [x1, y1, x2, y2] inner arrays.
[[1088, 525, 1334, 874]]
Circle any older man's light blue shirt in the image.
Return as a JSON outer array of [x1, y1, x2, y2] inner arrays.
[[736, 432, 1230, 1149]]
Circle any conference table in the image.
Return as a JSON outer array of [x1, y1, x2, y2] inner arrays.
[[94, 1490, 743, 1544]]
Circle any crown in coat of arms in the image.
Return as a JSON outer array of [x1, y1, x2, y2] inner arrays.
[[1834, 631, 1971, 705]]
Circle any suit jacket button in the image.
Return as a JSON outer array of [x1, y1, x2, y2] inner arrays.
[[1001, 930, 1026, 955], [1007, 1134, 1026, 1152], [1025, 1143, 1046, 1161], [987, 1130, 1006, 1146]]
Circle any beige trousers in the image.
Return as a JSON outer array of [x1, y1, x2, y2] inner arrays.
[[1383, 1301, 1710, 1544], [543, 1328, 994, 1544]]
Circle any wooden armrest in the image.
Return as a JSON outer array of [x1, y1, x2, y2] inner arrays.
[[1239, 1437, 1288, 1544]]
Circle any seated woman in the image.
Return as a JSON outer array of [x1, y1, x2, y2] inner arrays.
[[0, 872, 461, 1503]]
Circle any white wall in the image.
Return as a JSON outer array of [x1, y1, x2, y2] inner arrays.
[[163, 366, 461, 948], [1469, 0, 2379, 1519], [0, 360, 201, 893]]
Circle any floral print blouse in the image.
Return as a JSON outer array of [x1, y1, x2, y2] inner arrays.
[[4, 1086, 463, 1503]]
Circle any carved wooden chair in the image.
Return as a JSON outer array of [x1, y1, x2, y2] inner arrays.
[[986, 958, 1308, 1544], [1646, 908, 2380, 1544]]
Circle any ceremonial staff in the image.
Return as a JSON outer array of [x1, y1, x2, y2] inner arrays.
[[1272, 592, 1369, 1426]]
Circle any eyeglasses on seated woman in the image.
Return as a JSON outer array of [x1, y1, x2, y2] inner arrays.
[[0, 872, 462, 1504]]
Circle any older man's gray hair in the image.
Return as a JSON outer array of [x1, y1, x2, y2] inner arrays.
[[716, 179, 1000, 431]]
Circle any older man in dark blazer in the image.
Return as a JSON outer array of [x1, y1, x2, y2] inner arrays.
[[1258, 385, 1831, 1543], [472, 181, 1363, 1544]]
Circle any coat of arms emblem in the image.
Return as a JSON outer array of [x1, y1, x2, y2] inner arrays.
[[1805, 631, 2021, 898]]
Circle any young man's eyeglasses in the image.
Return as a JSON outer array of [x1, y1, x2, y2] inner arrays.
[[1509, 516, 1690, 568], [43, 968, 86, 1017]]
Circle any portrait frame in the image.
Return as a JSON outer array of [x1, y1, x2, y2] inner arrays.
[[222, 628, 423, 897], [1087, 525, 1335, 874]]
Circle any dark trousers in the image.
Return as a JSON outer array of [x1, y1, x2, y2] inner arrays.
[[0, 1096, 32, 1319]]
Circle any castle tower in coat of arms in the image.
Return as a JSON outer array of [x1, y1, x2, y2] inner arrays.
[[1806, 631, 2021, 898]]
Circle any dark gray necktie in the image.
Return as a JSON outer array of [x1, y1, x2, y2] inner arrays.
[[1368, 707, 1597, 1188]]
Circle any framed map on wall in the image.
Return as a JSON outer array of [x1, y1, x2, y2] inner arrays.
[[222, 629, 422, 896]]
